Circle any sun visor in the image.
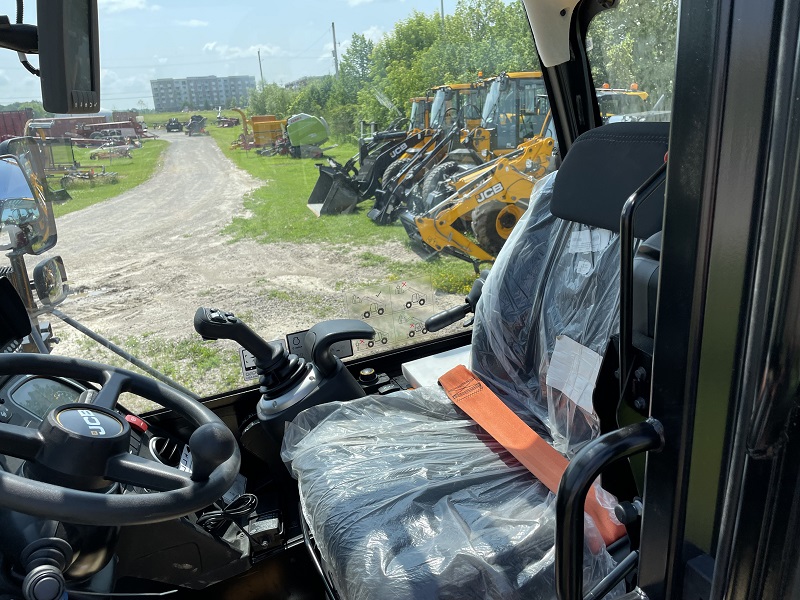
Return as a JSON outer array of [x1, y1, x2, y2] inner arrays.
[[522, 0, 580, 67]]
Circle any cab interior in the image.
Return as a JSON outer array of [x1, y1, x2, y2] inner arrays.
[[0, 0, 798, 598]]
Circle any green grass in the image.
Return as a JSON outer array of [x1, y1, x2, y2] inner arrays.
[[206, 127, 408, 246], [66, 329, 243, 411], [356, 251, 475, 295], [205, 126, 477, 294], [54, 139, 169, 217]]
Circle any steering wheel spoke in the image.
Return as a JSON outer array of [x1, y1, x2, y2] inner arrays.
[[92, 371, 130, 409], [0, 424, 43, 461], [105, 453, 193, 492]]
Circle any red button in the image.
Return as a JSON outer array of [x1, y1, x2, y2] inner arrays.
[[125, 414, 149, 434]]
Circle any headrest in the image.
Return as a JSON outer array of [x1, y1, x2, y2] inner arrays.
[[551, 122, 669, 239]]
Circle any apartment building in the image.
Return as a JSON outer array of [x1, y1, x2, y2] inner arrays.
[[150, 75, 256, 112]]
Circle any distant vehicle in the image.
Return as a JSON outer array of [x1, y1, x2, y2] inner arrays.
[[166, 118, 183, 132], [87, 129, 126, 144], [89, 144, 133, 160]]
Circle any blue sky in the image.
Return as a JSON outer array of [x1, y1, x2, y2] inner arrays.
[[0, 0, 456, 109]]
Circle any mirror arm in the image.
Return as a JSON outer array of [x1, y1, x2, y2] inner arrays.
[[0, 18, 37, 54]]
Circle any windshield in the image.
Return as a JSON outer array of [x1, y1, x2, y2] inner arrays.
[[459, 87, 484, 123], [428, 89, 449, 129], [481, 80, 502, 125], [0, 0, 552, 412], [408, 101, 423, 130]]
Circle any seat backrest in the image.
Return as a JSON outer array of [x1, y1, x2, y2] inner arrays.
[[471, 122, 669, 455]]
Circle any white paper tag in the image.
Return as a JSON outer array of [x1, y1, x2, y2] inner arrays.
[[568, 228, 612, 254], [545, 335, 603, 414], [575, 259, 593, 276]]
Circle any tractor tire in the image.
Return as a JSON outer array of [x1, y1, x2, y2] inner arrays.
[[381, 157, 412, 187], [421, 160, 459, 210], [471, 200, 523, 258]]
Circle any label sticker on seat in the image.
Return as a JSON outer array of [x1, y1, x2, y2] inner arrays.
[[545, 335, 602, 414], [568, 227, 613, 254]]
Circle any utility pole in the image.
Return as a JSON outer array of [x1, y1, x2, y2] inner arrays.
[[440, 0, 445, 32], [331, 22, 339, 76], [257, 49, 264, 85]]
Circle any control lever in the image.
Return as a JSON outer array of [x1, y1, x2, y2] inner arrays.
[[306, 319, 375, 378], [194, 307, 283, 369], [425, 271, 488, 333], [194, 307, 308, 398]]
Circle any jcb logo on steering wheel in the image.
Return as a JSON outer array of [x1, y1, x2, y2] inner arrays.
[[78, 409, 107, 436], [476, 182, 504, 203]]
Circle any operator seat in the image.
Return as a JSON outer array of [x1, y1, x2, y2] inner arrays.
[[282, 123, 670, 600]]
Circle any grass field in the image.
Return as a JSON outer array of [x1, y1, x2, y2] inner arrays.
[[54, 139, 168, 217], [47, 111, 479, 299], [204, 124, 477, 295]]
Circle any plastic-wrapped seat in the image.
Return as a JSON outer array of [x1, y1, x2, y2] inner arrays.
[[282, 123, 670, 600]]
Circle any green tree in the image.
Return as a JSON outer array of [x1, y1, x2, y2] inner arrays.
[[248, 83, 295, 117], [587, 0, 678, 107], [351, 1, 540, 130], [0, 100, 52, 118], [289, 76, 334, 116]]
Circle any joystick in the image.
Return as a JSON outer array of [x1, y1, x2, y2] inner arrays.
[[194, 307, 308, 398], [195, 308, 377, 425]]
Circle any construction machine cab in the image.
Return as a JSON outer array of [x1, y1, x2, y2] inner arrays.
[[476, 72, 548, 156], [595, 86, 649, 122], [428, 82, 484, 131]]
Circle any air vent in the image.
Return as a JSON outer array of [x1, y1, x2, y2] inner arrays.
[[149, 436, 182, 467]]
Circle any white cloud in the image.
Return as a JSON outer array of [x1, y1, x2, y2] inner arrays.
[[318, 26, 383, 63], [347, 0, 374, 5], [176, 19, 208, 27], [98, 0, 161, 13], [318, 42, 335, 62], [0, 65, 42, 102], [202, 42, 286, 60], [362, 26, 385, 44]]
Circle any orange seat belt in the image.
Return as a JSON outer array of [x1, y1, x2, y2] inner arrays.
[[438, 364, 626, 546]]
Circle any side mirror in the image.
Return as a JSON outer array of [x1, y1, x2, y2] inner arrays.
[[33, 256, 68, 307], [0, 153, 57, 255]]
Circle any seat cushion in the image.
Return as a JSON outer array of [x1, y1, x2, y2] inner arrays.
[[282, 386, 620, 600]]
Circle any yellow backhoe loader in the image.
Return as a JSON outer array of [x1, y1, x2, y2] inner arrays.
[[400, 124, 555, 268]]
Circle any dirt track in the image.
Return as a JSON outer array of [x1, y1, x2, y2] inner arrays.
[[38, 133, 437, 376]]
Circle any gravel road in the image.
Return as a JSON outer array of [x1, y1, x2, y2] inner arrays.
[[39, 133, 444, 390]]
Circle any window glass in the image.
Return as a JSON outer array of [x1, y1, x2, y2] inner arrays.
[[587, 1, 678, 122], [2, 1, 560, 413]]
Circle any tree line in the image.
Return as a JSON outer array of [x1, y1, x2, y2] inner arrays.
[[248, 0, 539, 141], [248, 0, 676, 142], [0, 1, 677, 132]]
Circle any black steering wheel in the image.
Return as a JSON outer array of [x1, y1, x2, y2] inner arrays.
[[0, 353, 240, 526]]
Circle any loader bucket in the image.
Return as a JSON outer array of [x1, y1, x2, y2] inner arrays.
[[307, 164, 361, 216], [399, 210, 440, 260]]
